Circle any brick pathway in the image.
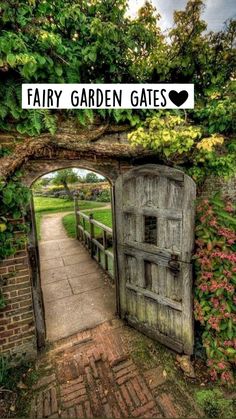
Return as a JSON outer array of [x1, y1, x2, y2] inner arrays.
[[30, 319, 202, 419]]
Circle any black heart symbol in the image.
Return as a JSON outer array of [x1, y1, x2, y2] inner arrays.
[[169, 90, 188, 107]]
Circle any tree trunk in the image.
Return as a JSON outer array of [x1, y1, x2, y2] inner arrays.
[[62, 181, 73, 200]]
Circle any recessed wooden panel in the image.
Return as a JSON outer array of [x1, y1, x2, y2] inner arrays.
[[136, 175, 160, 207], [144, 261, 159, 293], [144, 262, 181, 302], [123, 178, 136, 206], [124, 254, 138, 285], [166, 180, 184, 209], [127, 289, 137, 318], [164, 306, 182, 341], [124, 213, 136, 242], [145, 298, 158, 327], [154, 303, 182, 341], [165, 219, 182, 252], [165, 267, 182, 302]]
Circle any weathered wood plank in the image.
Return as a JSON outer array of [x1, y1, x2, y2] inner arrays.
[[122, 164, 185, 182], [126, 283, 182, 312], [91, 219, 113, 234], [123, 206, 182, 220], [122, 244, 179, 265], [115, 163, 196, 355], [126, 316, 183, 353]]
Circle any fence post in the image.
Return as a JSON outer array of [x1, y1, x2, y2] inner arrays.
[[74, 198, 80, 240], [103, 230, 108, 271], [89, 213, 94, 258]]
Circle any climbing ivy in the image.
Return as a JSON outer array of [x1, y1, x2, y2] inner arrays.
[[0, 176, 30, 260], [0, 0, 235, 136], [128, 104, 236, 183], [194, 195, 236, 384]]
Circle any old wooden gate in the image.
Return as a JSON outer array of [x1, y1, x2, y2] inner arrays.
[[115, 164, 196, 354]]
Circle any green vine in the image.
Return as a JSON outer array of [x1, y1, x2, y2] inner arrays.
[[128, 103, 236, 184], [0, 1, 235, 135], [0, 175, 30, 261], [194, 195, 236, 384]]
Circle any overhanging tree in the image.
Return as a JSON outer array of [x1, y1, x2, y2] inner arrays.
[[52, 169, 79, 200]]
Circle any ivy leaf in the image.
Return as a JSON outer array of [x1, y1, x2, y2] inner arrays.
[[0, 223, 7, 233], [3, 189, 13, 204], [7, 53, 16, 66], [55, 66, 63, 76], [13, 210, 22, 220]]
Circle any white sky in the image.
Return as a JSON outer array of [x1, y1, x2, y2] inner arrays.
[[43, 169, 104, 179], [128, 0, 236, 32]]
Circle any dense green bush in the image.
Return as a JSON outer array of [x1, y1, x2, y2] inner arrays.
[[194, 195, 236, 384], [0, 177, 30, 260], [98, 189, 111, 202], [196, 389, 234, 418]]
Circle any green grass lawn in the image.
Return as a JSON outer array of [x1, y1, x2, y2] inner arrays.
[[34, 196, 106, 240], [34, 196, 104, 213], [62, 208, 112, 239]]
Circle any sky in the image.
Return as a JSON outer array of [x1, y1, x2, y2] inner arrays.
[[43, 169, 104, 179], [128, 0, 236, 32]]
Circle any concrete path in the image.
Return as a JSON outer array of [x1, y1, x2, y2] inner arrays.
[[39, 212, 116, 342]]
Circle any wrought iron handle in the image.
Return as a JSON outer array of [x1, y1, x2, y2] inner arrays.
[[168, 260, 180, 271], [168, 254, 180, 273]]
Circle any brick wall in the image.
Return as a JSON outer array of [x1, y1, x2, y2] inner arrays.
[[0, 236, 37, 359]]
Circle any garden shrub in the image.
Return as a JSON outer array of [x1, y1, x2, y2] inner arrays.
[[194, 194, 236, 384], [196, 389, 234, 418], [0, 177, 30, 260], [97, 189, 111, 202]]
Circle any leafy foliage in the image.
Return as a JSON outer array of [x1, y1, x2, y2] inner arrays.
[[85, 172, 101, 183], [128, 111, 236, 182], [0, 176, 30, 260], [0, 0, 235, 140], [0, 0, 164, 132], [128, 0, 235, 183], [196, 389, 234, 418], [51, 169, 79, 199], [52, 169, 79, 186], [194, 195, 236, 384]]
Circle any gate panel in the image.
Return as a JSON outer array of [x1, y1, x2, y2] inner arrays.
[[115, 164, 196, 354]]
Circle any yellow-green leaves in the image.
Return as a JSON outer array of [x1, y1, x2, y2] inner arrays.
[[0, 223, 7, 233], [129, 112, 201, 157]]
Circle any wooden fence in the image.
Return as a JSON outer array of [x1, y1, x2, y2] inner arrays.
[[74, 200, 114, 279]]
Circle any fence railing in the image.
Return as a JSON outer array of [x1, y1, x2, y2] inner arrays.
[[74, 200, 114, 279]]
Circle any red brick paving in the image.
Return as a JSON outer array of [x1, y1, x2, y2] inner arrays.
[[30, 319, 201, 418]]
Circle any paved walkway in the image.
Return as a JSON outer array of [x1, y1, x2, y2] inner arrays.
[[39, 212, 116, 342], [35, 212, 202, 418], [30, 319, 202, 418]]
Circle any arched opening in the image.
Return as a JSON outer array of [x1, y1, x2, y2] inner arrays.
[[29, 166, 117, 345], [23, 160, 195, 356]]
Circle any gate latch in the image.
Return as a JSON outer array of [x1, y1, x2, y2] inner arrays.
[[168, 254, 180, 273]]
